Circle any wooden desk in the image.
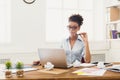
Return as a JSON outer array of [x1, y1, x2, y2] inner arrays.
[[1, 63, 120, 80]]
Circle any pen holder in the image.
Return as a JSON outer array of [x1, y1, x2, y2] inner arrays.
[[5, 61, 12, 78], [15, 61, 24, 77], [16, 69, 24, 77], [5, 70, 12, 78]]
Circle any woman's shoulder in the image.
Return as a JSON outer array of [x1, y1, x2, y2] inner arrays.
[[61, 37, 69, 43], [60, 37, 69, 48]]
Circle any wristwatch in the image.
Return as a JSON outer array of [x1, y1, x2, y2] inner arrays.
[[23, 0, 36, 4]]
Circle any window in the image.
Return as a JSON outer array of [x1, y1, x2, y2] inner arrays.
[[46, 0, 105, 42], [0, 0, 11, 43]]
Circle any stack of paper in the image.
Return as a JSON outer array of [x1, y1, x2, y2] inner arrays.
[[73, 68, 106, 76]]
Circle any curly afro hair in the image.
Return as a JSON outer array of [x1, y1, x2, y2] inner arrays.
[[69, 14, 83, 27]]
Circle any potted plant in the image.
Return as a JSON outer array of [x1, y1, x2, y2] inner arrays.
[[5, 61, 12, 78], [16, 61, 24, 77]]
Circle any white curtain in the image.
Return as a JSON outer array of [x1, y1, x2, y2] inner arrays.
[[0, 0, 11, 43]]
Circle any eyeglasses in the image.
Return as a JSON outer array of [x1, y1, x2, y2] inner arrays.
[[67, 25, 78, 30]]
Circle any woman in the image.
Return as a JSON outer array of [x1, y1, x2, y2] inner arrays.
[[61, 14, 91, 64], [33, 14, 91, 65]]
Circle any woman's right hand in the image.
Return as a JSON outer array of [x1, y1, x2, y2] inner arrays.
[[78, 32, 88, 42], [33, 60, 40, 66]]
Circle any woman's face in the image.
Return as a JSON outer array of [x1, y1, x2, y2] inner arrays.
[[67, 21, 80, 36]]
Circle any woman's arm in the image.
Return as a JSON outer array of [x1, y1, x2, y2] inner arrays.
[[84, 41, 91, 63], [79, 32, 91, 63]]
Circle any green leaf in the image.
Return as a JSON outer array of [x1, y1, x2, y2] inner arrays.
[[5, 61, 12, 69], [16, 61, 24, 69]]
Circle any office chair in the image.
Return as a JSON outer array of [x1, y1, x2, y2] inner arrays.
[[81, 57, 85, 63]]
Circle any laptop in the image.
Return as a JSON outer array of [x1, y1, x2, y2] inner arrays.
[[38, 48, 72, 68]]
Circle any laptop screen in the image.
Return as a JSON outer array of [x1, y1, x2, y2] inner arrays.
[[38, 48, 71, 68]]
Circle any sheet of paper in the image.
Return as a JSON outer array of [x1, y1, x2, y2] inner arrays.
[[1, 68, 38, 73], [73, 68, 106, 76], [0, 64, 38, 73]]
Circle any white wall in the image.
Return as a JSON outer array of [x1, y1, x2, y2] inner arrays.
[[0, 0, 108, 63], [0, 0, 47, 63], [0, 0, 109, 53], [106, 40, 120, 62], [0, 0, 46, 53]]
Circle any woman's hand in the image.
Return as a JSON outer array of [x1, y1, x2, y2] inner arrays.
[[78, 32, 88, 43]]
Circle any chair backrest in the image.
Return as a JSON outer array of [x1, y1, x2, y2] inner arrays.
[[81, 57, 85, 63]]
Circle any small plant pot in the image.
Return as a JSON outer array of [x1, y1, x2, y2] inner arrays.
[[16, 70, 24, 77], [5, 70, 12, 78]]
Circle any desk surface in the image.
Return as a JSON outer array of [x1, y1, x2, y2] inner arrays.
[[1, 62, 120, 80]]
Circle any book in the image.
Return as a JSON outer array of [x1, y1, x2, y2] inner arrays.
[[106, 65, 120, 72], [110, 30, 117, 39]]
